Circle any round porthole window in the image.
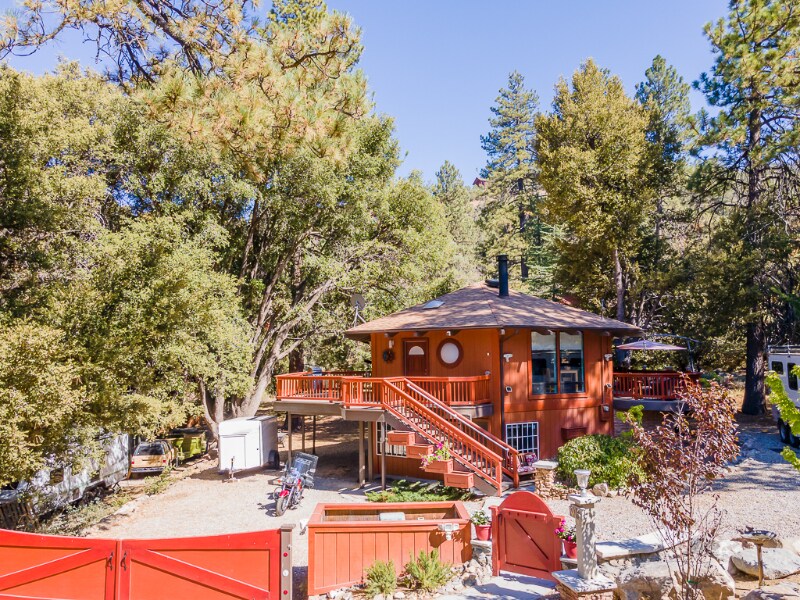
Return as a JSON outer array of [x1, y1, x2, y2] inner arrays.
[[438, 340, 463, 368]]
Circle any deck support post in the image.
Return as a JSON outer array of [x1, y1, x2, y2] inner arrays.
[[301, 416, 306, 452], [286, 413, 292, 454], [312, 415, 317, 455], [380, 419, 386, 490], [358, 421, 365, 487], [367, 423, 374, 481]]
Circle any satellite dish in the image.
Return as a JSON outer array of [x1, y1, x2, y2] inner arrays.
[[350, 293, 366, 310], [350, 293, 367, 326]]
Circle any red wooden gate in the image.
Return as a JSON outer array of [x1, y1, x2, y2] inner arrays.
[[0, 530, 117, 599], [490, 491, 564, 580], [0, 526, 293, 600]]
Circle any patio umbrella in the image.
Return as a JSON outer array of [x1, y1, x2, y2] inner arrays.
[[616, 340, 686, 351]]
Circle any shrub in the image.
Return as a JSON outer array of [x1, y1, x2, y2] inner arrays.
[[366, 479, 474, 502], [556, 434, 642, 489], [364, 559, 396, 598], [403, 549, 451, 592]]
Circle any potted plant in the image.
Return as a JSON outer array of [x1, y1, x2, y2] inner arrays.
[[556, 518, 577, 558], [420, 442, 452, 473], [471, 509, 492, 541]]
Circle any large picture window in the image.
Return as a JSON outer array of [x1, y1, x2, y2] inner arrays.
[[559, 332, 585, 393], [531, 332, 558, 394], [531, 331, 585, 395]]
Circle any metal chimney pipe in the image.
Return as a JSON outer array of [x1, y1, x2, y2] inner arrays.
[[498, 255, 509, 298]]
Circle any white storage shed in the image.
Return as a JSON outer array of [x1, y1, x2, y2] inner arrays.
[[218, 415, 280, 473]]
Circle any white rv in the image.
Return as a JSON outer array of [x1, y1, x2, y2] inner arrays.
[[0, 433, 131, 528], [768, 346, 800, 446]]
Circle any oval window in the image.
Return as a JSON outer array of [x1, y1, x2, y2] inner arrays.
[[438, 340, 463, 367]]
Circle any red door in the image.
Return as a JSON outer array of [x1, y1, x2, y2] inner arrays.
[[0, 530, 117, 599], [403, 339, 429, 376], [490, 491, 564, 580]]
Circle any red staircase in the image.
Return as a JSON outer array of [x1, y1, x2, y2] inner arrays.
[[276, 373, 521, 496], [379, 379, 519, 496]]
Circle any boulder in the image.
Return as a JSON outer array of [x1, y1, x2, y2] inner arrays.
[[732, 547, 800, 580], [713, 539, 745, 575], [593, 482, 610, 497], [691, 558, 735, 600], [615, 560, 678, 599], [743, 583, 800, 600]]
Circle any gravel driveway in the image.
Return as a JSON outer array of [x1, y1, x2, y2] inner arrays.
[[86, 414, 800, 598]]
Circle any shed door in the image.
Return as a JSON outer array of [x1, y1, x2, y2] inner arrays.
[[403, 339, 429, 377]]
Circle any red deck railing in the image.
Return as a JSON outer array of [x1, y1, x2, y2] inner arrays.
[[276, 372, 491, 407], [274, 371, 514, 492], [612, 371, 701, 400]]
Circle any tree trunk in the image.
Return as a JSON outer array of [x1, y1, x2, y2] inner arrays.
[[742, 320, 767, 415], [613, 247, 626, 322]]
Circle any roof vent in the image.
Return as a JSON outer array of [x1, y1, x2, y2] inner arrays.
[[423, 299, 444, 309]]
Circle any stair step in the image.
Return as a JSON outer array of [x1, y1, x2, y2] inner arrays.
[[406, 444, 433, 459], [386, 431, 415, 446], [444, 471, 474, 489], [423, 459, 453, 474]]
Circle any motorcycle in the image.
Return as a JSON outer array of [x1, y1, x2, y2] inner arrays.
[[274, 451, 318, 516]]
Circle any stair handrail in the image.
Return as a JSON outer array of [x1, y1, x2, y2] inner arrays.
[[403, 380, 520, 487], [380, 380, 503, 493]]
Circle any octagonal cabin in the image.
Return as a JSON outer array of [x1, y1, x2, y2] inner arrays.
[[275, 257, 640, 493]]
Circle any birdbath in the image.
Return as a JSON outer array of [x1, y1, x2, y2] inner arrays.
[[552, 469, 617, 600], [735, 528, 778, 587]]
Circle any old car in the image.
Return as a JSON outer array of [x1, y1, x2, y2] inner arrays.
[[129, 440, 177, 475]]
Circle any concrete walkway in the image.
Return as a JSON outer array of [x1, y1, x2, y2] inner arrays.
[[439, 572, 557, 599]]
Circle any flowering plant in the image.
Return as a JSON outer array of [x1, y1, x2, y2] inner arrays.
[[421, 442, 451, 467], [470, 509, 490, 526], [555, 518, 575, 542]]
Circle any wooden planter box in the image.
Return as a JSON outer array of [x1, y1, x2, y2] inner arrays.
[[423, 459, 453, 474], [444, 471, 474, 489], [406, 444, 433, 459], [307, 501, 471, 596], [386, 431, 415, 446]]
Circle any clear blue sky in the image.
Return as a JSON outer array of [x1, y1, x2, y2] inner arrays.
[[0, 0, 727, 182]]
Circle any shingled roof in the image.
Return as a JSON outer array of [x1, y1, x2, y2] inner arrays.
[[345, 282, 641, 341]]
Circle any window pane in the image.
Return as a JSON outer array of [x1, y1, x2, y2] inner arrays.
[[531, 332, 557, 394], [559, 332, 584, 393], [505, 422, 539, 458], [771, 361, 784, 375], [789, 363, 798, 391]]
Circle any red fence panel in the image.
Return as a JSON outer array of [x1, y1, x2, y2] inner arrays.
[[0, 526, 293, 600], [0, 530, 117, 599]]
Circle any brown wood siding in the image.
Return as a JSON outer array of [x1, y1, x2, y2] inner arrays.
[[369, 328, 613, 469]]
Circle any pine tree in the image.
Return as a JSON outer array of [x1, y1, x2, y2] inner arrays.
[[478, 71, 557, 295], [536, 59, 654, 322], [432, 161, 480, 284], [695, 0, 800, 415]]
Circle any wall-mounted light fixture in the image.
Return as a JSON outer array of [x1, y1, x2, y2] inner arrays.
[[388, 339, 394, 349], [499, 328, 506, 335], [503, 353, 513, 363], [446, 330, 452, 337], [603, 353, 614, 361]]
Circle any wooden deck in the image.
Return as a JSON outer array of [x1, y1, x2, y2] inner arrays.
[[612, 371, 701, 401]]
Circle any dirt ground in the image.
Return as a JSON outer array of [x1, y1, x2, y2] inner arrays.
[[85, 413, 800, 598]]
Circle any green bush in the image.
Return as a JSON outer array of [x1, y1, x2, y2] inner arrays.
[[365, 559, 397, 598], [556, 434, 642, 489], [366, 479, 474, 503], [403, 549, 451, 592]]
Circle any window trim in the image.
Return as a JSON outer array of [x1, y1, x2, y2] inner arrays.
[[789, 363, 798, 391], [528, 330, 587, 398], [437, 339, 464, 368]]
